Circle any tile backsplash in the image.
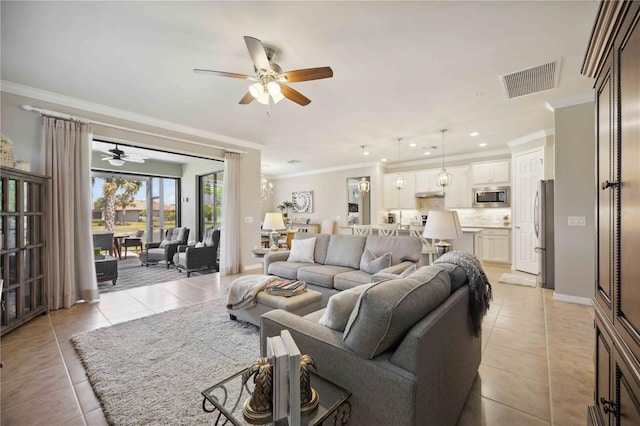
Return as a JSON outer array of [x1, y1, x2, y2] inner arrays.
[[454, 208, 512, 227]]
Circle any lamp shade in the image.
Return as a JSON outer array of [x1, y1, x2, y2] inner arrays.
[[263, 212, 285, 231], [423, 210, 463, 240]]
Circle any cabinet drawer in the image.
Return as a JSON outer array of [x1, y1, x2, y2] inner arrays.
[[481, 229, 509, 236]]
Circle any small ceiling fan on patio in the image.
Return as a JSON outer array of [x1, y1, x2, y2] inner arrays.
[[193, 36, 333, 106], [100, 144, 147, 166]]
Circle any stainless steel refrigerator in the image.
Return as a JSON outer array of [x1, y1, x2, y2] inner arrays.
[[534, 180, 554, 289]]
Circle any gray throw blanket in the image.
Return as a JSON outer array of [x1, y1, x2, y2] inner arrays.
[[434, 251, 492, 336]]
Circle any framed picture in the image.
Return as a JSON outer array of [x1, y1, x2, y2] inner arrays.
[[292, 191, 313, 213]]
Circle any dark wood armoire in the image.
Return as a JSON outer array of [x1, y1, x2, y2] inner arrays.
[[582, 1, 640, 425]]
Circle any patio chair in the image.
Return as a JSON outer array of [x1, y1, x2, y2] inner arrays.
[[123, 230, 145, 259], [174, 227, 220, 277], [92, 232, 114, 257], [141, 227, 190, 268]]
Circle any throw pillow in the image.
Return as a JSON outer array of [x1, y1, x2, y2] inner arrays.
[[195, 241, 206, 248], [175, 227, 187, 243], [159, 238, 170, 248], [319, 284, 375, 331], [359, 249, 392, 274], [287, 237, 316, 263], [398, 264, 417, 278]]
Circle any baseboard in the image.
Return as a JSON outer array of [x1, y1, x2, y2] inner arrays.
[[552, 292, 593, 306], [243, 263, 263, 272]]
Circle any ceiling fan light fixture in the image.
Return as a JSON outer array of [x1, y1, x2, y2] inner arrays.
[[271, 90, 285, 104], [249, 82, 263, 99], [256, 90, 270, 105], [108, 158, 125, 166], [267, 81, 281, 96]]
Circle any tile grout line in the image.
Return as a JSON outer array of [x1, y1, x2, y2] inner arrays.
[[48, 312, 89, 426], [542, 288, 555, 425]]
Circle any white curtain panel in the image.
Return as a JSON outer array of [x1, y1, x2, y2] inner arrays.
[[220, 152, 242, 276], [41, 117, 99, 309]]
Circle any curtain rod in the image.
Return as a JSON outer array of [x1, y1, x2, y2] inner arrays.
[[21, 105, 247, 155]]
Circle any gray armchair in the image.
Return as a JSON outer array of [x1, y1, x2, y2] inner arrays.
[[141, 227, 190, 268], [173, 227, 220, 277]]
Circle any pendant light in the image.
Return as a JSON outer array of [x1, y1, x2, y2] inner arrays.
[[436, 129, 452, 189], [393, 138, 407, 189], [357, 145, 370, 193]]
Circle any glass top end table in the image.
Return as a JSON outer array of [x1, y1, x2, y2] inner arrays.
[[202, 369, 351, 425]]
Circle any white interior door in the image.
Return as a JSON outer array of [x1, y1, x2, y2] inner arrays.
[[513, 149, 544, 273]]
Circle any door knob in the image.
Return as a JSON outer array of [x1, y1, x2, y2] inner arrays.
[[601, 180, 619, 190]]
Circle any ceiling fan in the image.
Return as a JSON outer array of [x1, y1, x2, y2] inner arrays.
[[194, 36, 333, 106], [100, 144, 147, 166]]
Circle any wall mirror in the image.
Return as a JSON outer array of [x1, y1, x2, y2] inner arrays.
[[347, 177, 370, 225]]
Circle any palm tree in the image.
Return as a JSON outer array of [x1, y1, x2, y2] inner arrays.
[[116, 180, 142, 225], [101, 178, 143, 231]]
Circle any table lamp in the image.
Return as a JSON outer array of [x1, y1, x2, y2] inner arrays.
[[263, 213, 286, 250], [423, 210, 463, 257]]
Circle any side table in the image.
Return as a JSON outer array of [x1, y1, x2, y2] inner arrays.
[[202, 369, 351, 425], [95, 255, 118, 285]]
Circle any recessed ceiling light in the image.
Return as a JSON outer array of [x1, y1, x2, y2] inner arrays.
[[409, 143, 417, 147], [424, 152, 431, 155], [381, 158, 387, 162], [479, 143, 487, 147], [364, 151, 370, 156], [469, 132, 479, 137]]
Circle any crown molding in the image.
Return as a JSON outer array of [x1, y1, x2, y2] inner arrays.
[[272, 162, 382, 180], [507, 129, 554, 148], [387, 148, 511, 170], [1, 80, 264, 151], [545, 92, 594, 112]]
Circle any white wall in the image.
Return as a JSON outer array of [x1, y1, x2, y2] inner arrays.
[[553, 102, 595, 301]]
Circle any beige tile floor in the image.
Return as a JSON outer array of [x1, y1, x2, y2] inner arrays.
[[0, 265, 594, 425]]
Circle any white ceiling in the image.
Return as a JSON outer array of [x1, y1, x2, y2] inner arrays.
[[1, 1, 599, 176]]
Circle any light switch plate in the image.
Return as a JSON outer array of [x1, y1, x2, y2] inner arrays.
[[568, 216, 586, 226]]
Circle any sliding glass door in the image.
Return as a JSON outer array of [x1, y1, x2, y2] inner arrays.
[[199, 171, 223, 236]]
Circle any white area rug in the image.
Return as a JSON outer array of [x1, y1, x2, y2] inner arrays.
[[498, 273, 538, 288], [72, 299, 260, 425]]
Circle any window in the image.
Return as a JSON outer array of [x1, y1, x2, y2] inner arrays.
[[199, 171, 223, 235]]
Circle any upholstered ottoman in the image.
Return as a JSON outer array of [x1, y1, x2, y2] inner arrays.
[[228, 288, 322, 327]]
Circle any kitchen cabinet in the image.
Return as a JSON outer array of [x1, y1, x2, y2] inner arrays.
[[444, 166, 471, 208], [1, 167, 49, 336], [415, 169, 440, 193], [584, 2, 640, 424], [383, 172, 416, 209], [471, 160, 510, 185], [479, 229, 510, 264]]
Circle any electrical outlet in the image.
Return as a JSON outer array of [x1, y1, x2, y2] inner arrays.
[[244, 216, 253, 223], [568, 216, 586, 226]]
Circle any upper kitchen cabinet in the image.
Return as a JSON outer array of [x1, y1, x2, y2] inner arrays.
[[471, 160, 510, 186], [444, 166, 471, 208], [383, 172, 416, 209]]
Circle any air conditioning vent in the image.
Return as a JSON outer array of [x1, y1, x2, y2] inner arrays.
[[499, 59, 561, 99]]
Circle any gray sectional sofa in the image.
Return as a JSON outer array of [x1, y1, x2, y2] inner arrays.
[[263, 233, 422, 306], [261, 262, 480, 426]]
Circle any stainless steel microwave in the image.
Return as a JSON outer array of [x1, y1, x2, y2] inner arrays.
[[472, 186, 510, 208]]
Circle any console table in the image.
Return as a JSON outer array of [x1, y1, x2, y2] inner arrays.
[[202, 369, 351, 425], [95, 255, 118, 285]]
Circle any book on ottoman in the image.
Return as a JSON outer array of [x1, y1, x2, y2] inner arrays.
[[266, 279, 307, 297]]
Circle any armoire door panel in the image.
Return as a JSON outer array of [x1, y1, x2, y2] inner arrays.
[[616, 8, 640, 362], [596, 317, 613, 426], [614, 351, 640, 426]]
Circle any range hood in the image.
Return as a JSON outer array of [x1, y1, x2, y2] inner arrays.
[[415, 191, 444, 198]]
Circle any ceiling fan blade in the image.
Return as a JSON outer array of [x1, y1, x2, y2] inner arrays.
[[281, 67, 334, 83], [244, 36, 271, 72], [193, 69, 252, 80], [239, 92, 255, 104], [123, 157, 145, 164], [281, 85, 311, 106]]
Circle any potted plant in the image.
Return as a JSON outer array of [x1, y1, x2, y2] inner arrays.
[[277, 200, 294, 219]]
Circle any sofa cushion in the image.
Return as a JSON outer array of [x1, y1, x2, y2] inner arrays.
[[319, 284, 376, 331], [288, 237, 316, 263], [334, 270, 374, 291], [343, 267, 452, 359], [298, 264, 356, 289], [363, 236, 422, 265], [294, 233, 330, 264], [268, 261, 313, 280], [324, 235, 367, 269], [433, 263, 468, 292], [359, 249, 392, 274]]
